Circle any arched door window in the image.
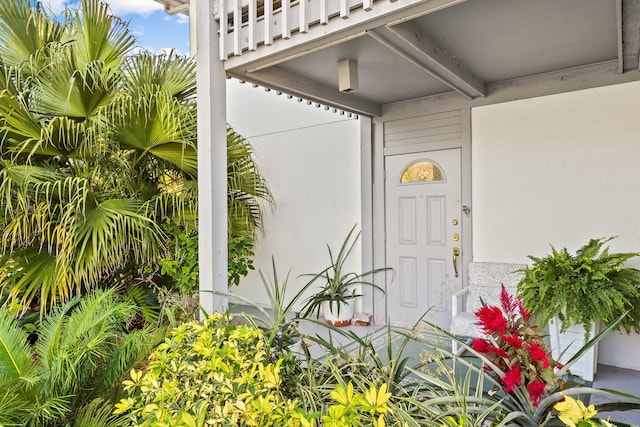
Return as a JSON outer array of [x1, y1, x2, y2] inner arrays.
[[400, 160, 445, 184]]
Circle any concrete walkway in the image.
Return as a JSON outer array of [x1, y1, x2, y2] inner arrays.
[[591, 364, 640, 426]]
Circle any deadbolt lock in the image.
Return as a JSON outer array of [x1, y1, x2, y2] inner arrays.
[[453, 233, 460, 242], [452, 219, 458, 225]]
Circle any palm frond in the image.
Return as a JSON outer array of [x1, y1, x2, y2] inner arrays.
[[110, 87, 197, 177], [71, 198, 164, 286], [31, 49, 118, 119], [86, 325, 166, 402], [1, 248, 76, 314], [0, 310, 35, 383], [122, 51, 196, 100], [66, 0, 135, 69], [226, 126, 273, 236], [72, 398, 129, 427], [39, 289, 135, 394], [0, 0, 63, 69], [0, 90, 42, 151], [0, 386, 30, 427]]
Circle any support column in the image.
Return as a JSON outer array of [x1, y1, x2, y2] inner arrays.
[[189, 0, 197, 57], [197, 0, 228, 315], [360, 116, 375, 316]]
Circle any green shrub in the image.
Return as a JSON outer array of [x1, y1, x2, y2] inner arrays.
[[115, 313, 310, 426], [159, 221, 255, 294]]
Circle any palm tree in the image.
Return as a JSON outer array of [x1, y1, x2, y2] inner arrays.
[[0, 0, 272, 312], [0, 288, 162, 426]]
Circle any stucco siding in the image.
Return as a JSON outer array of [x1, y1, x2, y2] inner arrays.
[[226, 80, 362, 311]]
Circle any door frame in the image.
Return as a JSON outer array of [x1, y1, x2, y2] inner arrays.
[[361, 108, 473, 325]]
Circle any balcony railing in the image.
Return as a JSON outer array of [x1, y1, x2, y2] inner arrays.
[[217, 0, 377, 60]]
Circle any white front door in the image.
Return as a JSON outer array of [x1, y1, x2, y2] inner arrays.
[[385, 149, 463, 328]]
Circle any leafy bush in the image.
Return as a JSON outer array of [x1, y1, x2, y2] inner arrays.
[[321, 382, 392, 427], [115, 313, 310, 426], [159, 221, 255, 294], [228, 235, 256, 286]]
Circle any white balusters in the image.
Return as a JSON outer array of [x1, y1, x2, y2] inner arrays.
[[232, 0, 241, 55], [248, 0, 257, 50], [282, 0, 291, 39], [320, 0, 329, 24], [299, 0, 308, 34], [340, 0, 350, 19], [218, 0, 380, 59], [264, 0, 273, 45], [219, 0, 228, 60]]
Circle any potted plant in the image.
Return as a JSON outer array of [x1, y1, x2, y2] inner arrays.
[[516, 237, 640, 381], [301, 225, 389, 327]]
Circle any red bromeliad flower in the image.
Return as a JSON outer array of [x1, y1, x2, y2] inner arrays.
[[501, 333, 523, 348], [503, 365, 522, 392], [526, 341, 551, 368], [518, 303, 530, 323], [526, 380, 546, 407], [487, 343, 508, 358], [472, 285, 558, 408], [500, 285, 518, 314], [472, 338, 489, 353], [475, 305, 507, 334]]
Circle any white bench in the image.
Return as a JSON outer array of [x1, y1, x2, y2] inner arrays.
[[450, 262, 526, 354]]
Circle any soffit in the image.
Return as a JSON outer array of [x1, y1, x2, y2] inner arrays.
[[266, 0, 619, 111]]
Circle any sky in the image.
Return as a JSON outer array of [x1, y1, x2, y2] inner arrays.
[[43, 0, 191, 56]]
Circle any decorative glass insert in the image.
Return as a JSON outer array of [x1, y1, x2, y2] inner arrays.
[[400, 161, 444, 183]]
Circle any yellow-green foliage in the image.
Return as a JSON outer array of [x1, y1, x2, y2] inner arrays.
[[114, 313, 311, 426], [321, 382, 392, 427]]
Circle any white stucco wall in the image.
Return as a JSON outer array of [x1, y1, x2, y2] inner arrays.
[[226, 79, 362, 311], [471, 80, 640, 370]]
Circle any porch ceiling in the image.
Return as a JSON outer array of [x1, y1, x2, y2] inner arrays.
[[160, 0, 640, 116], [272, 0, 619, 107]]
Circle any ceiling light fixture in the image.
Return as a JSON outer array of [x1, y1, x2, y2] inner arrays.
[[338, 58, 358, 92]]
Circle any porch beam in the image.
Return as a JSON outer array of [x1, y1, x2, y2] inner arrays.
[[197, 0, 228, 315], [616, 0, 623, 73], [371, 22, 485, 98], [161, 0, 189, 15], [224, 0, 468, 73], [235, 67, 382, 116]]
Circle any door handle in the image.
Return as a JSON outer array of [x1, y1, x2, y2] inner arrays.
[[452, 247, 460, 278]]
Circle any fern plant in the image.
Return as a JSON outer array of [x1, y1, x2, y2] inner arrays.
[[517, 237, 640, 335]]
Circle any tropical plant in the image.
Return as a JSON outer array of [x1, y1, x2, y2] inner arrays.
[[554, 395, 615, 427], [517, 237, 640, 335], [0, 0, 191, 312], [471, 284, 557, 408], [301, 225, 389, 323], [226, 125, 273, 239], [115, 312, 311, 426], [229, 257, 307, 349], [0, 288, 163, 426], [321, 382, 392, 427], [0, 0, 271, 312], [437, 290, 640, 426]]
